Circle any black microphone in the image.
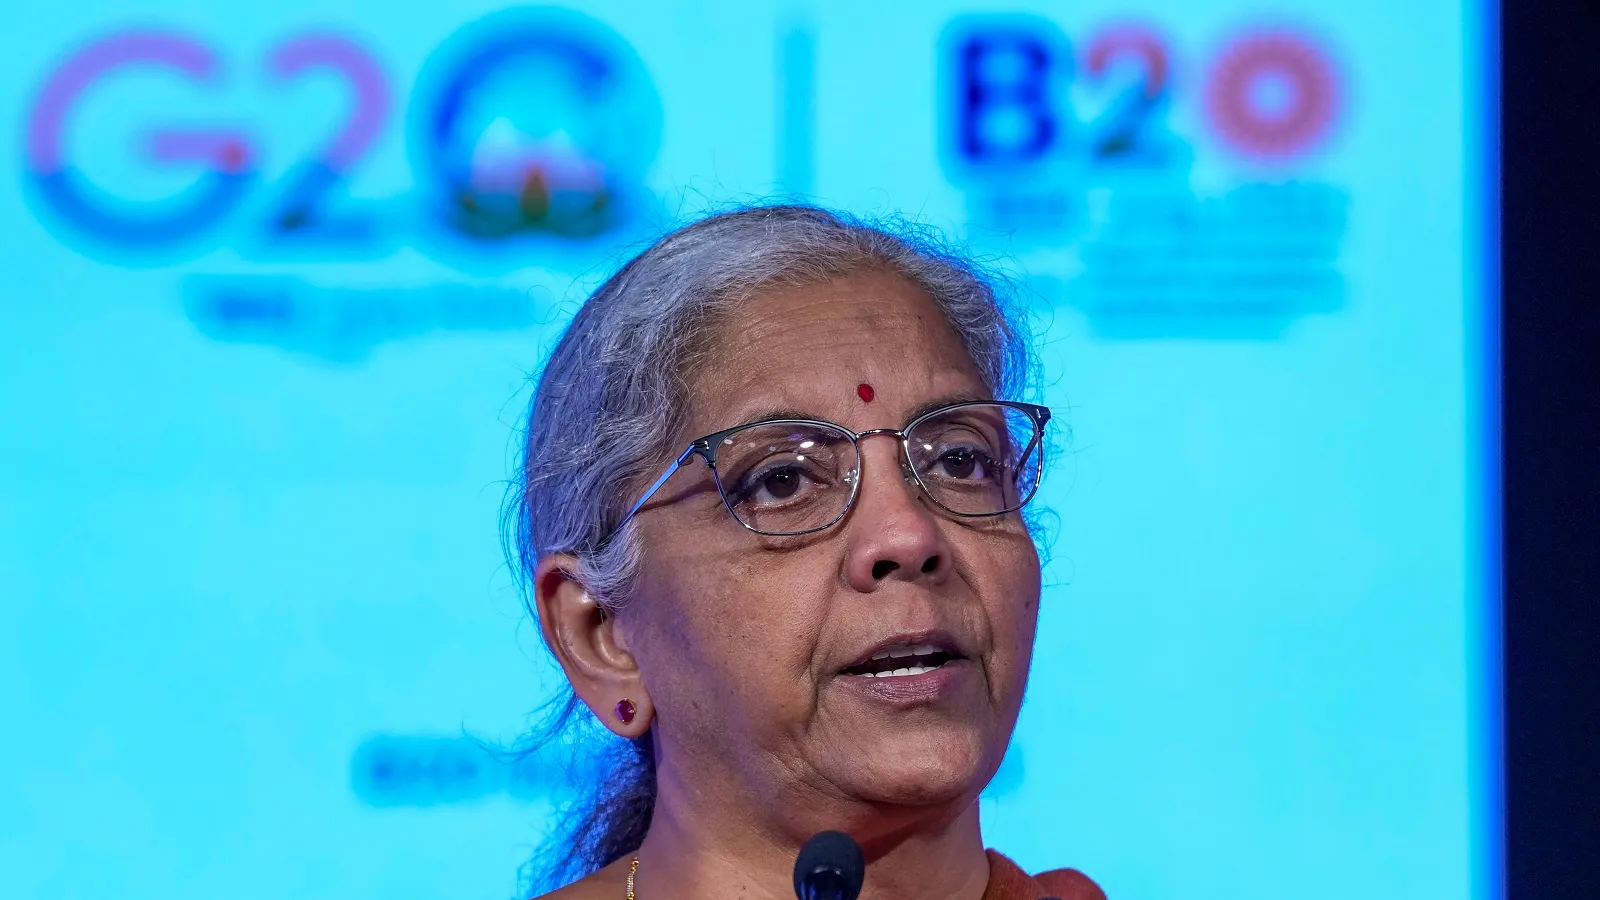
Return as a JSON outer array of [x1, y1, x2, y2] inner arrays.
[[792, 830, 866, 900]]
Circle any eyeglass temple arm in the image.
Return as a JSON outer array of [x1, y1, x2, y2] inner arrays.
[[1008, 406, 1048, 486], [611, 445, 699, 535]]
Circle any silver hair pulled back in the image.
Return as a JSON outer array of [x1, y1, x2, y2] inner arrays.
[[510, 204, 1033, 610]]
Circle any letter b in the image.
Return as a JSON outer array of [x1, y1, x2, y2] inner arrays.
[[952, 25, 1063, 165]]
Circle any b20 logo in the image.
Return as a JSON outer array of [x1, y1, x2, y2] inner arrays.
[[943, 17, 1343, 172]]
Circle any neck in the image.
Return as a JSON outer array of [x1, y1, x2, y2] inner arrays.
[[631, 752, 992, 900]]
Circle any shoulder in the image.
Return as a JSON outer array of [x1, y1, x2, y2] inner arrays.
[[983, 849, 1106, 900], [1033, 867, 1106, 900]]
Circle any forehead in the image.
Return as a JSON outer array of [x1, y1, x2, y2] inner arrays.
[[683, 270, 991, 434]]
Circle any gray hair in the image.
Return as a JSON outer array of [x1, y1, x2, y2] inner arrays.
[[506, 204, 1035, 890], [512, 204, 1032, 608]]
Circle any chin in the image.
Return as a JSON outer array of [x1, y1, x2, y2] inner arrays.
[[843, 727, 997, 809]]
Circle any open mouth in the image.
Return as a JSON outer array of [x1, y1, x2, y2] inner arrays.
[[841, 643, 964, 678]]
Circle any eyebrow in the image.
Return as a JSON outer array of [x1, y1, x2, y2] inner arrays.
[[723, 389, 996, 432]]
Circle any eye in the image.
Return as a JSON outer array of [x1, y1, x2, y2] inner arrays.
[[731, 461, 821, 506], [931, 444, 999, 481]]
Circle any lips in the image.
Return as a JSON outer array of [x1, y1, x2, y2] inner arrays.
[[839, 633, 968, 679]]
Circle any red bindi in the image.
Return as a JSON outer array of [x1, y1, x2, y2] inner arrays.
[[856, 383, 875, 403]]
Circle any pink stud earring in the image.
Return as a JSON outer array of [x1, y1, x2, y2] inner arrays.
[[615, 699, 637, 724]]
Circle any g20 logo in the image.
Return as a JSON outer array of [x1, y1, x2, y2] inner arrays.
[[23, 8, 662, 264], [943, 16, 1343, 173]]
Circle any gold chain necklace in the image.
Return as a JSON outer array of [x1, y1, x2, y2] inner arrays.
[[625, 856, 639, 900]]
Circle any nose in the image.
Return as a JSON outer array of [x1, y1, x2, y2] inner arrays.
[[842, 436, 952, 592]]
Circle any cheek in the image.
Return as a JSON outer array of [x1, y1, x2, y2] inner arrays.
[[973, 533, 1043, 674], [633, 544, 832, 723], [707, 552, 834, 683]]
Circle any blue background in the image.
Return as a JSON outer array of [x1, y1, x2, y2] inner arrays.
[[0, 1, 1498, 898]]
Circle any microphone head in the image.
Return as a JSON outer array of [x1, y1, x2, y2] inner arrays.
[[793, 830, 866, 900]]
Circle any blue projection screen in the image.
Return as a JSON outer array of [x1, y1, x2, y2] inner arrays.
[[0, 1, 1498, 898]]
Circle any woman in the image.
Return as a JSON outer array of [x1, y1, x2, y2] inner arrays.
[[509, 205, 1102, 900]]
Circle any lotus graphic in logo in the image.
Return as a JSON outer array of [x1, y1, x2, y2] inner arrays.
[[409, 7, 661, 249]]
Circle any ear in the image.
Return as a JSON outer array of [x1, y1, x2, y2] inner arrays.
[[532, 553, 653, 738]]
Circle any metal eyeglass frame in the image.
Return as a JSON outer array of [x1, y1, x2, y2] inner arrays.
[[604, 399, 1052, 541]]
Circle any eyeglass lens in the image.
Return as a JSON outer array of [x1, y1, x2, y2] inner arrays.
[[710, 403, 1043, 536]]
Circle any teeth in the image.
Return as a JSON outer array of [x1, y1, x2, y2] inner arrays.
[[860, 664, 939, 678], [857, 644, 952, 675], [874, 643, 943, 662]]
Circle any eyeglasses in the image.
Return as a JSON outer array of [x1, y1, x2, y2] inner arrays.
[[607, 400, 1051, 540]]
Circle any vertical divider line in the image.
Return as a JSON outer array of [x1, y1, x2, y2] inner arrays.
[[778, 18, 816, 197]]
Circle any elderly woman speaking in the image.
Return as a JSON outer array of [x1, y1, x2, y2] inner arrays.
[[510, 205, 1102, 900]]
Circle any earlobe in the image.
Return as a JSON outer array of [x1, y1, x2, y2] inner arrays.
[[532, 554, 654, 738]]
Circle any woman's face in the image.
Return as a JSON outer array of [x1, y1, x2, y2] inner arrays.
[[621, 270, 1041, 829]]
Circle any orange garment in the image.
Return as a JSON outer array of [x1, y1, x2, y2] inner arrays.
[[980, 849, 1105, 900]]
